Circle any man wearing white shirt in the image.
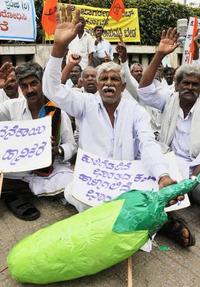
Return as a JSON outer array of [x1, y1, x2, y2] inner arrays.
[[93, 25, 113, 66], [138, 28, 200, 181], [117, 45, 162, 137], [162, 66, 175, 93], [0, 62, 77, 220], [130, 62, 143, 83], [42, 6, 189, 246], [137, 27, 200, 247], [67, 17, 95, 69]]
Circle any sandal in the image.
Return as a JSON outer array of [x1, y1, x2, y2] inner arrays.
[[159, 216, 195, 247], [4, 195, 40, 221]]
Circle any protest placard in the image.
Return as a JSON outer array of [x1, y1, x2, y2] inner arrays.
[[71, 149, 190, 211], [45, 4, 140, 43], [0, 116, 51, 172], [0, 0, 36, 41]]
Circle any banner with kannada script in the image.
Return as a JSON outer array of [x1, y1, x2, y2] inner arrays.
[[0, 0, 36, 41], [45, 4, 140, 43], [0, 116, 51, 172], [70, 149, 190, 212]]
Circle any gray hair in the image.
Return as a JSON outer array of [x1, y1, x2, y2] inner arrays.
[[130, 62, 143, 72], [96, 61, 126, 84], [175, 64, 200, 84], [15, 62, 43, 83]]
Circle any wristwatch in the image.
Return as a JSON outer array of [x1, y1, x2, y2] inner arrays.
[[58, 146, 64, 158]]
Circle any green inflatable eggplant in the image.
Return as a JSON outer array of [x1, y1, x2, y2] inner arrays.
[[7, 175, 200, 285]]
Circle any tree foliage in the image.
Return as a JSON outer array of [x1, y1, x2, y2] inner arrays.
[[34, 0, 200, 44]]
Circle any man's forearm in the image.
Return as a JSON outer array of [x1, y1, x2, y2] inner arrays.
[[88, 53, 94, 66], [52, 43, 68, 58], [139, 51, 165, 88], [61, 62, 75, 84], [192, 164, 200, 176]]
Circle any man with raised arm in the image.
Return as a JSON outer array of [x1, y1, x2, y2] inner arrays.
[[43, 6, 189, 246], [136, 27, 200, 247]]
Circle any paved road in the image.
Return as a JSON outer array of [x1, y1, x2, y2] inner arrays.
[[1, 196, 200, 287]]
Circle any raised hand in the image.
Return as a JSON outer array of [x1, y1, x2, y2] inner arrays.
[[157, 27, 179, 56], [104, 51, 111, 62], [68, 53, 81, 65], [52, 5, 81, 57], [115, 36, 127, 63], [0, 62, 15, 89]]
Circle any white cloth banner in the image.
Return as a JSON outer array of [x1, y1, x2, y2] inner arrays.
[[0, 116, 52, 172], [0, 0, 36, 41], [72, 149, 190, 211]]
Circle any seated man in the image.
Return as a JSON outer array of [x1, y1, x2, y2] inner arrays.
[[78, 66, 97, 94], [117, 44, 162, 138], [43, 6, 191, 248], [162, 66, 175, 92], [130, 62, 143, 84], [0, 62, 77, 220], [138, 28, 200, 182], [136, 28, 200, 246]]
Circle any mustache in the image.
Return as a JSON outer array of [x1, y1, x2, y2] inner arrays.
[[102, 86, 116, 93], [27, 92, 37, 97], [5, 85, 14, 90], [180, 89, 199, 97]]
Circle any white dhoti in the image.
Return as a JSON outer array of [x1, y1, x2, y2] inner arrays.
[[64, 182, 90, 212], [23, 164, 74, 197]]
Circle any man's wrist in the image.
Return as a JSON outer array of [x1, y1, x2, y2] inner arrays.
[[58, 146, 64, 158], [158, 173, 170, 183], [52, 43, 67, 58]]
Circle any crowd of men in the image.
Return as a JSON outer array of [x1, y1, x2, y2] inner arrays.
[[1, 6, 200, 249]]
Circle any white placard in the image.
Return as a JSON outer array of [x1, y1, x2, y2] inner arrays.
[[71, 149, 190, 211], [0, 0, 36, 41], [183, 17, 200, 64], [0, 116, 52, 172]]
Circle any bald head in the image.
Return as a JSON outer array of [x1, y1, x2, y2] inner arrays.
[[81, 66, 97, 94]]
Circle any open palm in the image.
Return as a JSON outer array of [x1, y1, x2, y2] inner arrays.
[[157, 28, 179, 55], [54, 6, 81, 46]]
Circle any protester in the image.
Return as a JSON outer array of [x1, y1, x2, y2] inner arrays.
[[136, 27, 200, 247], [67, 16, 95, 69], [130, 62, 143, 83], [79, 66, 97, 94], [0, 62, 77, 220], [93, 25, 113, 66], [117, 43, 162, 139], [43, 6, 187, 249], [0, 62, 23, 103], [61, 54, 82, 88], [162, 66, 175, 92]]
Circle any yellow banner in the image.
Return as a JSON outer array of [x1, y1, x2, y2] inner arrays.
[[45, 4, 140, 43]]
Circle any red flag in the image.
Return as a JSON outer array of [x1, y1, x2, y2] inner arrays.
[[109, 0, 125, 22], [189, 16, 199, 63], [41, 0, 58, 35]]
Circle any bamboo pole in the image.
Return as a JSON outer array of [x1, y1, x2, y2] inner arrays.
[[127, 256, 133, 287], [0, 171, 4, 197]]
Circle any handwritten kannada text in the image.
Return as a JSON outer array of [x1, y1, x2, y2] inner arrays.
[[0, 125, 46, 140], [2, 141, 47, 166]]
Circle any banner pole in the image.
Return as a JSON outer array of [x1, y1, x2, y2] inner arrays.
[[0, 171, 4, 198]]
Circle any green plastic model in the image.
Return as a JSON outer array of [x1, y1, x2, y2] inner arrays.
[[7, 175, 200, 284]]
